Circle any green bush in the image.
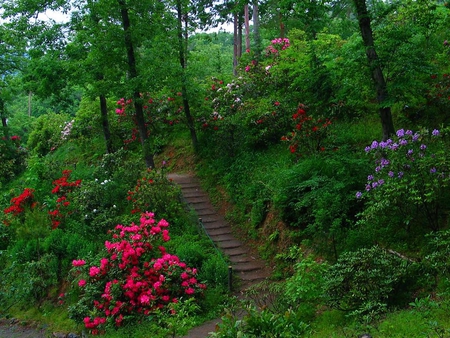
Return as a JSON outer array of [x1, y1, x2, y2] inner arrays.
[[323, 246, 414, 321], [27, 112, 71, 156], [284, 255, 329, 306], [211, 305, 310, 338], [274, 154, 366, 258], [0, 136, 27, 183], [198, 254, 229, 289], [126, 169, 187, 232]]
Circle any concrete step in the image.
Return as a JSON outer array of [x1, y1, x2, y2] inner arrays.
[[202, 221, 230, 230], [233, 261, 266, 272], [218, 239, 243, 250], [199, 215, 222, 223], [207, 227, 232, 236], [223, 247, 248, 257], [184, 196, 211, 204], [209, 233, 236, 242]]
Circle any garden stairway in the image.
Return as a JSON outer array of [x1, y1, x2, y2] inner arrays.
[[167, 173, 272, 338]]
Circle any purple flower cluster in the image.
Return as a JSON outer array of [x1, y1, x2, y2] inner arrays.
[[356, 128, 442, 199]]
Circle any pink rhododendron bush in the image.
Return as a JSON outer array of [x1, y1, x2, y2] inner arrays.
[[69, 211, 206, 335]]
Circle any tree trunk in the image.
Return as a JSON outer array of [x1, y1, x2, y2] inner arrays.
[[252, 0, 262, 57], [353, 0, 395, 140], [99, 94, 114, 154], [244, 5, 250, 51], [279, 11, 285, 39], [28, 91, 32, 117], [176, 0, 198, 152], [233, 12, 238, 75], [118, 0, 154, 168], [0, 97, 12, 151], [237, 12, 242, 58]]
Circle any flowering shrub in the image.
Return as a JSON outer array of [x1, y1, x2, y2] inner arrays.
[[116, 92, 183, 148], [61, 120, 75, 140], [202, 76, 293, 150], [266, 37, 291, 55], [356, 128, 450, 236], [3, 188, 36, 217], [69, 212, 206, 335], [27, 112, 72, 155], [281, 105, 333, 157], [48, 170, 82, 229], [126, 169, 184, 229]]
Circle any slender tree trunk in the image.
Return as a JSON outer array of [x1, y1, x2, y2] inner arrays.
[[176, 0, 198, 151], [118, 0, 154, 168], [233, 13, 238, 75], [99, 94, 114, 154], [0, 97, 12, 150], [244, 5, 250, 51], [279, 11, 285, 39], [28, 91, 32, 117], [353, 0, 395, 140], [252, 0, 262, 57], [237, 13, 242, 58]]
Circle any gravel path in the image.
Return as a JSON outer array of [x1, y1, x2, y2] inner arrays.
[[0, 320, 48, 338]]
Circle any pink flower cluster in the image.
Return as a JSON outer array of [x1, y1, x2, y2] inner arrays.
[[267, 37, 290, 54], [72, 212, 206, 335]]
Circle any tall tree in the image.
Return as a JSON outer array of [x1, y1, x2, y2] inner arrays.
[[0, 22, 26, 148], [175, 0, 198, 151], [353, 0, 395, 140], [117, 0, 154, 168]]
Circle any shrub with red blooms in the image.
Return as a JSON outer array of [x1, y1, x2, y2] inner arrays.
[[3, 188, 36, 217], [49, 170, 82, 229], [69, 212, 206, 335], [281, 105, 333, 157]]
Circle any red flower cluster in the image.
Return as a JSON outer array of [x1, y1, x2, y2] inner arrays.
[[126, 176, 156, 214], [49, 170, 81, 228], [3, 188, 35, 216], [282, 106, 333, 156], [72, 212, 206, 335]]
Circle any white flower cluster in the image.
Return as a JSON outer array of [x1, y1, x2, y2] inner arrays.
[[61, 120, 75, 140]]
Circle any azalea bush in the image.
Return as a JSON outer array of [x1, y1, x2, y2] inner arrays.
[[69, 212, 206, 335], [116, 92, 183, 152], [199, 38, 300, 153], [281, 105, 334, 158], [126, 168, 186, 232], [355, 127, 450, 247], [0, 170, 88, 306], [27, 112, 72, 156]]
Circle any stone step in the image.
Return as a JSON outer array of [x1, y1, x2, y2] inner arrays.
[[180, 187, 204, 195], [218, 240, 243, 250], [191, 202, 215, 211], [236, 269, 271, 282], [223, 247, 248, 257], [202, 221, 230, 230], [207, 227, 232, 236], [232, 261, 266, 273], [183, 191, 209, 198], [184, 196, 211, 204], [228, 254, 253, 263], [199, 215, 222, 223], [209, 233, 236, 242]]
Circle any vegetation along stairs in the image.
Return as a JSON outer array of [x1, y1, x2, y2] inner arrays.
[[168, 173, 272, 337]]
